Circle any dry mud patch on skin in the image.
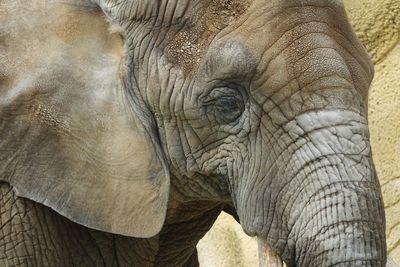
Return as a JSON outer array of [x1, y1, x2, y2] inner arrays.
[[165, 0, 250, 74]]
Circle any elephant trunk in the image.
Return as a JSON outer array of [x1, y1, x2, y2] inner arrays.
[[237, 110, 386, 266], [292, 180, 385, 266], [285, 111, 386, 266]]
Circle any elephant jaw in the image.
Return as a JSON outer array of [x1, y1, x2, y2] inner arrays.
[[258, 238, 285, 267]]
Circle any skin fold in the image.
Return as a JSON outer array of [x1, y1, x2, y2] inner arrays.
[[0, 0, 386, 266]]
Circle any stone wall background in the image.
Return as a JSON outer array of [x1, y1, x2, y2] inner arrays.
[[197, 1, 400, 265]]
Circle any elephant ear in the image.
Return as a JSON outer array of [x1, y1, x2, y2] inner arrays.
[[0, 2, 169, 237]]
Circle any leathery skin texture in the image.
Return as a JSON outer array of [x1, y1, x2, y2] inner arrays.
[[0, 0, 387, 266], [199, 0, 400, 265], [0, 183, 222, 266]]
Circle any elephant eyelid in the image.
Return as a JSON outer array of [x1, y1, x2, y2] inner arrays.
[[200, 86, 244, 104], [206, 79, 247, 92], [200, 86, 245, 124]]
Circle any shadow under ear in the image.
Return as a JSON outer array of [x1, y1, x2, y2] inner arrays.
[[0, 0, 170, 238], [223, 204, 240, 223]]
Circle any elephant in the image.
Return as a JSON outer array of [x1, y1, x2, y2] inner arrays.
[[0, 0, 387, 266]]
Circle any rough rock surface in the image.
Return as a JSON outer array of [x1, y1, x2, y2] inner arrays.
[[198, 1, 400, 266], [197, 213, 258, 267], [344, 0, 400, 63], [345, 0, 400, 263], [368, 44, 400, 264]]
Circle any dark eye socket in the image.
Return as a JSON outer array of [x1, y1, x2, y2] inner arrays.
[[202, 87, 245, 124]]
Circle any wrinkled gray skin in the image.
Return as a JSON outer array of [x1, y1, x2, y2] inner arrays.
[[0, 0, 387, 266]]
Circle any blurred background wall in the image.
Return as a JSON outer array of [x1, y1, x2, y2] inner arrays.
[[197, 0, 400, 265]]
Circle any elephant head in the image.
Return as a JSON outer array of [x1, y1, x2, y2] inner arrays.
[[0, 0, 386, 266]]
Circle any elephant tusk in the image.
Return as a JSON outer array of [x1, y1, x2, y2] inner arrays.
[[257, 238, 285, 267]]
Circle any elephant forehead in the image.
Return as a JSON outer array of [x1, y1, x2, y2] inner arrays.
[[163, 0, 251, 74], [199, 0, 371, 97], [199, 40, 257, 83], [160, 0, 352, 79]]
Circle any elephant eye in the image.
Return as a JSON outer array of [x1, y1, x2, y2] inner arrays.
[[203, 87, 245, 124]]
